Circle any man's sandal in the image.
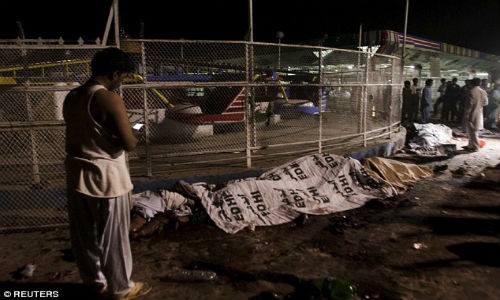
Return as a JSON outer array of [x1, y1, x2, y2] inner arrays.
[[119, 282, 152, 300]]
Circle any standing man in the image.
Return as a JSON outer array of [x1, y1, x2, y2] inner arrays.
[[409, 77, 421, 122], [485, 83, 500, 130], [463, 78, 488, 152], [448, 77, 462, 123], [457, 79, 472, 128], [420, 79, 434, 123], [401, 80, 412, 124], [63, 47, 151, 299], [433, 78, 447, 118]]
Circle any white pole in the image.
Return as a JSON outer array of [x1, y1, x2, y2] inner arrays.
[[113, 0, 120, 48], [357, 23, 362, 78], [248, 0, 253, 42], [246, 0, 255, 167], [276, 31, 284, 69], [278, 38, 281, 69], [402, 0, 409, 77], [102, 1, 114, 46], [358, 23, 363, 49]]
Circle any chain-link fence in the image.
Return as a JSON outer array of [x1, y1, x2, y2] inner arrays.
[[0, 39, 401, 232]]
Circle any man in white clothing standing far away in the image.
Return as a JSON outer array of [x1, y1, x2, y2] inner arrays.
[[463, 77, 488, 152]]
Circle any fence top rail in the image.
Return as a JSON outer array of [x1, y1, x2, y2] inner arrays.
[[120, 39, 401, 60], [0, 38, 401, 61], [0, 37, 107, 46], [0, 44, 108, 50]]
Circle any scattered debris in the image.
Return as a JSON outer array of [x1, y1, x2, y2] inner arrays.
[[159, 268, 218, 282], [450, 167, 467, 176], [50, 269, 76, 280], [11, 263, 37, 279], [327, 215, 366, 234], [294, 213, 309, 227], [413, 242, 428, 250], [433, 164, 448, 172]]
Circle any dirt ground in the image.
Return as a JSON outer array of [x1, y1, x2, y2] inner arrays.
[[1, 128, 499, 300]]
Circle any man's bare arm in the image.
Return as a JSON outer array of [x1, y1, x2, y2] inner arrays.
[[96, 90, 138, 151]]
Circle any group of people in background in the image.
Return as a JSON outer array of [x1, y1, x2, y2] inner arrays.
[[401, 77, 437, 125], [401, 76, 500, 152]]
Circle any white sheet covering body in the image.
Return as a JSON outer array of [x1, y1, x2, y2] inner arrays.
[[191, 153, 397, 234]]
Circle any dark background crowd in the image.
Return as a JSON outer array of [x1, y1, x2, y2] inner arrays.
[[401, 76, 499, 131]]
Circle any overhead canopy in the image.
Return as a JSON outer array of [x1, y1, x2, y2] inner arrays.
[[318, 29, 500, 79], [364, 30, 500, 77]]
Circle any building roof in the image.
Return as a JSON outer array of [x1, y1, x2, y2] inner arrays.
[[319, 29, 500, 76]]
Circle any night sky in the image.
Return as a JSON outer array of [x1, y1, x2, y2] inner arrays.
[[1, 0, 499, 55]]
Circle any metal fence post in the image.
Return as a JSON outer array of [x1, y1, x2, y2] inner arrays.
[[20, 45, 41, 185], [245, 43, 253, 168], [26, 83, 41, 185], [318, 46, 323, 153], [357, 62, 364, 135], [389, 57, 398, 139], [363, 53, 370, 147], [140, 41, 152, 176]]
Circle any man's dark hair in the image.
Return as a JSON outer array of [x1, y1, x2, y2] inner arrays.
[[471, 77, 481, 86], [91, 47, 135, 76]]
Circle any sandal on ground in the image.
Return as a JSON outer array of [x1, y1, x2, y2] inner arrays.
[[118, 282, 152, 300]]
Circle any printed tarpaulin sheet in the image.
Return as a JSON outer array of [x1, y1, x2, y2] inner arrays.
[[363, 156, 434, 194], [190, 153, 397, 234]]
